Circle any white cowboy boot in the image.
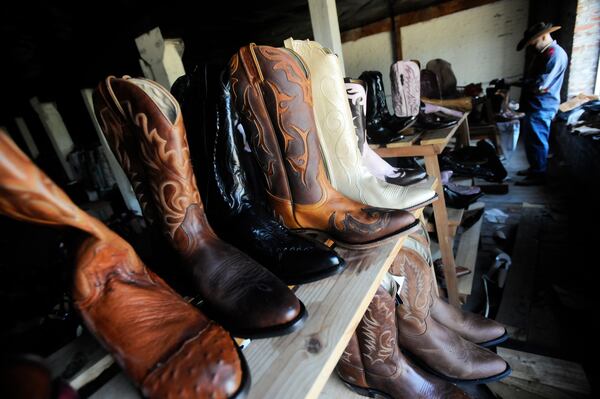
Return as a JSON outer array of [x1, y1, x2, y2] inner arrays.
[[283, 38, 436, 210]]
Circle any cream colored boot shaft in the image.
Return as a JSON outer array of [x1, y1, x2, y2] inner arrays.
[[283, 38, 436, 210]]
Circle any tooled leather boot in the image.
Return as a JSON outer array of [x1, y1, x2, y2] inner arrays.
[[359, 70, 417, 144], [93, 76, 305, 338], [391, 244, 511, 383], [336, 286, 470, 398], [0, 132, 248, 399], [171, 69, 345, 284], [229, 44, 419, 248], [404, 229, 508, 347], [283, 39, 435, 210], [345, 77, 427, 186]]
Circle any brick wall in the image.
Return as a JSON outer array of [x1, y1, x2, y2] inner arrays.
[[568, 0, 600, 96]]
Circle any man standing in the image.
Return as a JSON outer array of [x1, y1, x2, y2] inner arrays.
[[516, 22, 568, 186]]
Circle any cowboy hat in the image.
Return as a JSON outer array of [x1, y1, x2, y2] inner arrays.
[[517, 22, 561, 51]]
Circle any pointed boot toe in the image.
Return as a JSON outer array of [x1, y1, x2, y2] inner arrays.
[[431, 295, 508, 347]]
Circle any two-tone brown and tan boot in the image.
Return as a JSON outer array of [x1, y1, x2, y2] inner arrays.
[[229, 44, 418, 249]]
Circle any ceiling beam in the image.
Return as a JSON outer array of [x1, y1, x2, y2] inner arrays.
[[341, 0, 500, 43]]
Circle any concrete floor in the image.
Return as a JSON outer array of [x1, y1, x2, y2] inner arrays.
[[453, 137, 595, 398]]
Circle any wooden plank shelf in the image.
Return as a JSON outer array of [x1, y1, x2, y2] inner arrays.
[[47, 234, 409, 399], [424, 207, 464, 237]]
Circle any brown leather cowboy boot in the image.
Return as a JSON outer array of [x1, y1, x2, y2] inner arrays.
[[336, 286, 470, 398], [391, 247, 511, 383], [94, 76, 305, 338], [405, 228, 508, 347], [229, 44, 418, 248], [0, 132, 248, 399]]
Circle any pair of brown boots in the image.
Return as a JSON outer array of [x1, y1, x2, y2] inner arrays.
[[337, 229, 510, 398]]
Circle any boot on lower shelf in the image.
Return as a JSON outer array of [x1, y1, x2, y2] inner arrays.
[[336, 286, 470, 398], [94, 76, 305, 338], [391, 246, 511, 383], [403, 230, 509, 347], [229, 44, 419, 248], [0, 132, 248, 399]]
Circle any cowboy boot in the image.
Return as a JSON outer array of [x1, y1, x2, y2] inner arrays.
[[391, 244, 511, 383], [336, 286, 471, 398], [345, 78, 427, 186], [283, 39, 435, 211], [93, 76, 306, 338], [403, 230, 508, 347], [360, 70, 417, 144], [0, 132, 248, 399], [171, 69, 345, 284], [390, 60, 421, 118], [229, 44, 418, 248]]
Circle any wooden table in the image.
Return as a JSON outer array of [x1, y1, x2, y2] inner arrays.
[[371, 113, 471, 306]]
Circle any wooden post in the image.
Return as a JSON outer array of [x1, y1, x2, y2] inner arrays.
[[457, 115, 471, 147], [29, 97, 76, 181], [80, 89, 142, 214], [424, 154, 460, 306], [14, 117, 40, 159], [135, 27, 186, 90], [308, 0, 346, 75]]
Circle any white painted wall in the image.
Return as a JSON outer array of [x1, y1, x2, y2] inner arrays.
[[343, 31, 395, 107], [342, 0, 529, 105], [401, 0, 529, 86]]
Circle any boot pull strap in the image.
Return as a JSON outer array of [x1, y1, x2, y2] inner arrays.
[[0, 131, 108, 240]]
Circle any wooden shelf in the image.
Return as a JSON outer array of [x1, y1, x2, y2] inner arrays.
[[47, 234, 408, 399], [244, 236, 406, 399], [425, 206, 464, 236]]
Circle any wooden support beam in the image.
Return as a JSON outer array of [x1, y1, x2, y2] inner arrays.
[[29, 97, 76, 181], [308, 0, 345, 75], [14, 117, 39, 159], [135, 27, 186, 90], [341, 0, 499, 43]]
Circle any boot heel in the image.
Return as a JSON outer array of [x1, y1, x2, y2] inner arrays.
[[340, 380, 393, 399]]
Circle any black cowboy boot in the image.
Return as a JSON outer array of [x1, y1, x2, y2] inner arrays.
[[172, 69, 345, 285], [345, 77, 426, 186], [360, 71, 416, 144]]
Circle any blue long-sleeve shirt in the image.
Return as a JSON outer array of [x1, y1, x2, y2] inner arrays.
[[522, 41, 568, 113]]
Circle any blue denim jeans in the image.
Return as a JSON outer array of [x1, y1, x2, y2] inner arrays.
[[522, 109, 556, 173]]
